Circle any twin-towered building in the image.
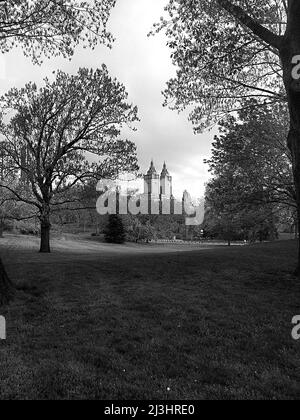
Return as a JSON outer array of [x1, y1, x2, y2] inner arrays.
[[96, 160, 199, 223], [143, 160, 192, 216], [143, 160, 174, 201]]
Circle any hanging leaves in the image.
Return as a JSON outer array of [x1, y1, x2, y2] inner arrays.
[[153, 0, 287, 131], [0, 0, 116, 63]]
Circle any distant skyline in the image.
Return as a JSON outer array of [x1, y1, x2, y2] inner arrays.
[[0, 0, 215, 199]]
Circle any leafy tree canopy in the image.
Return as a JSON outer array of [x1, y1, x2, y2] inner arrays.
[[0, 65, 139, 212], [0, 65, 139, 252], [205, 100, 295, 209], [204, 100, 293, 243], [154, 0, 287, 130], [0, 0, 116, 63]]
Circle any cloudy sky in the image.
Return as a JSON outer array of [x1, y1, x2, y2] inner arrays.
[[0, 0, 214, 199]]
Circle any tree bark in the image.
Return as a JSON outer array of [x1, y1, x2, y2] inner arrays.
[[280, 0, 300, 276], [39, 203, 51, 253], [0, 258, 14, 306]]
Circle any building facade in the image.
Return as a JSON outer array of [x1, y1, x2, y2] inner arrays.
[[143, 160, 173, 201], [143, 161, 185, 215]]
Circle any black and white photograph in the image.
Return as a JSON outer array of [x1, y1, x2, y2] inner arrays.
[[0, 0, 300, 404]]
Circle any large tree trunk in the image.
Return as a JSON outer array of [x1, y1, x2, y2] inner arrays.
[[39, 203, 51, 253], [285, 126, 300, 277], [281, 1, 300, 276], [0, 258, 14, 306]]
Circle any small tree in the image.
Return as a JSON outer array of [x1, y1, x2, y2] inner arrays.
[[104, 215, 126, 244], [0, 66, 139, 253], [126, 215, 156, 243], [0, 258, 14, 306]]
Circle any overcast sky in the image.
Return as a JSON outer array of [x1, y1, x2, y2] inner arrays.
[[0, 0, 214, 199]]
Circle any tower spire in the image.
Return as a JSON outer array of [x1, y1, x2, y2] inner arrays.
[[147, 159, 157, 175], [161, 161, 169, 177]]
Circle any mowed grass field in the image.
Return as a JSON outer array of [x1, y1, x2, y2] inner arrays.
[[0, 234, 300, 400]]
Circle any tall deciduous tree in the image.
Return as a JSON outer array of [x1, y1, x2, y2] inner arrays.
[[0, 66, 139, 253], [156, 0, 300, 273], [0, 0, 116, 305]]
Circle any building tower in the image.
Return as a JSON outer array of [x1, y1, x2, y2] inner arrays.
[[160, 162, 173, 200], [144, 160, 160, 214], [144, 160, 160, 198], [160, 162, 173, 215]]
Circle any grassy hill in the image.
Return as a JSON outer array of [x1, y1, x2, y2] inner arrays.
[[0, 235, 299, 400]]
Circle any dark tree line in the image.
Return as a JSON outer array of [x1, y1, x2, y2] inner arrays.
[[204, 101, 295, 244]]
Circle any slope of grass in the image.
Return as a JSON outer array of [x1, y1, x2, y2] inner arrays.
[[0, 235, 299, 400]]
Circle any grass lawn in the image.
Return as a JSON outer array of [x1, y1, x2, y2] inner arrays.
[[0, 234, 300, 400]]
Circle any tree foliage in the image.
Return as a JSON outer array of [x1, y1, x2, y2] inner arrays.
[[0, 144, 22, 236], [154, 0, 287, 130], [0, 0, 117, 302], [0, 66, 139, 252], [155, 0, 300, 273], [0, 0, 116, 63], [0, 257, 14, 306], [204, 174, 279, 244], [204, 101, 293, 243], [205, 101, 295, 209], [104, 214, 126, 244]]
